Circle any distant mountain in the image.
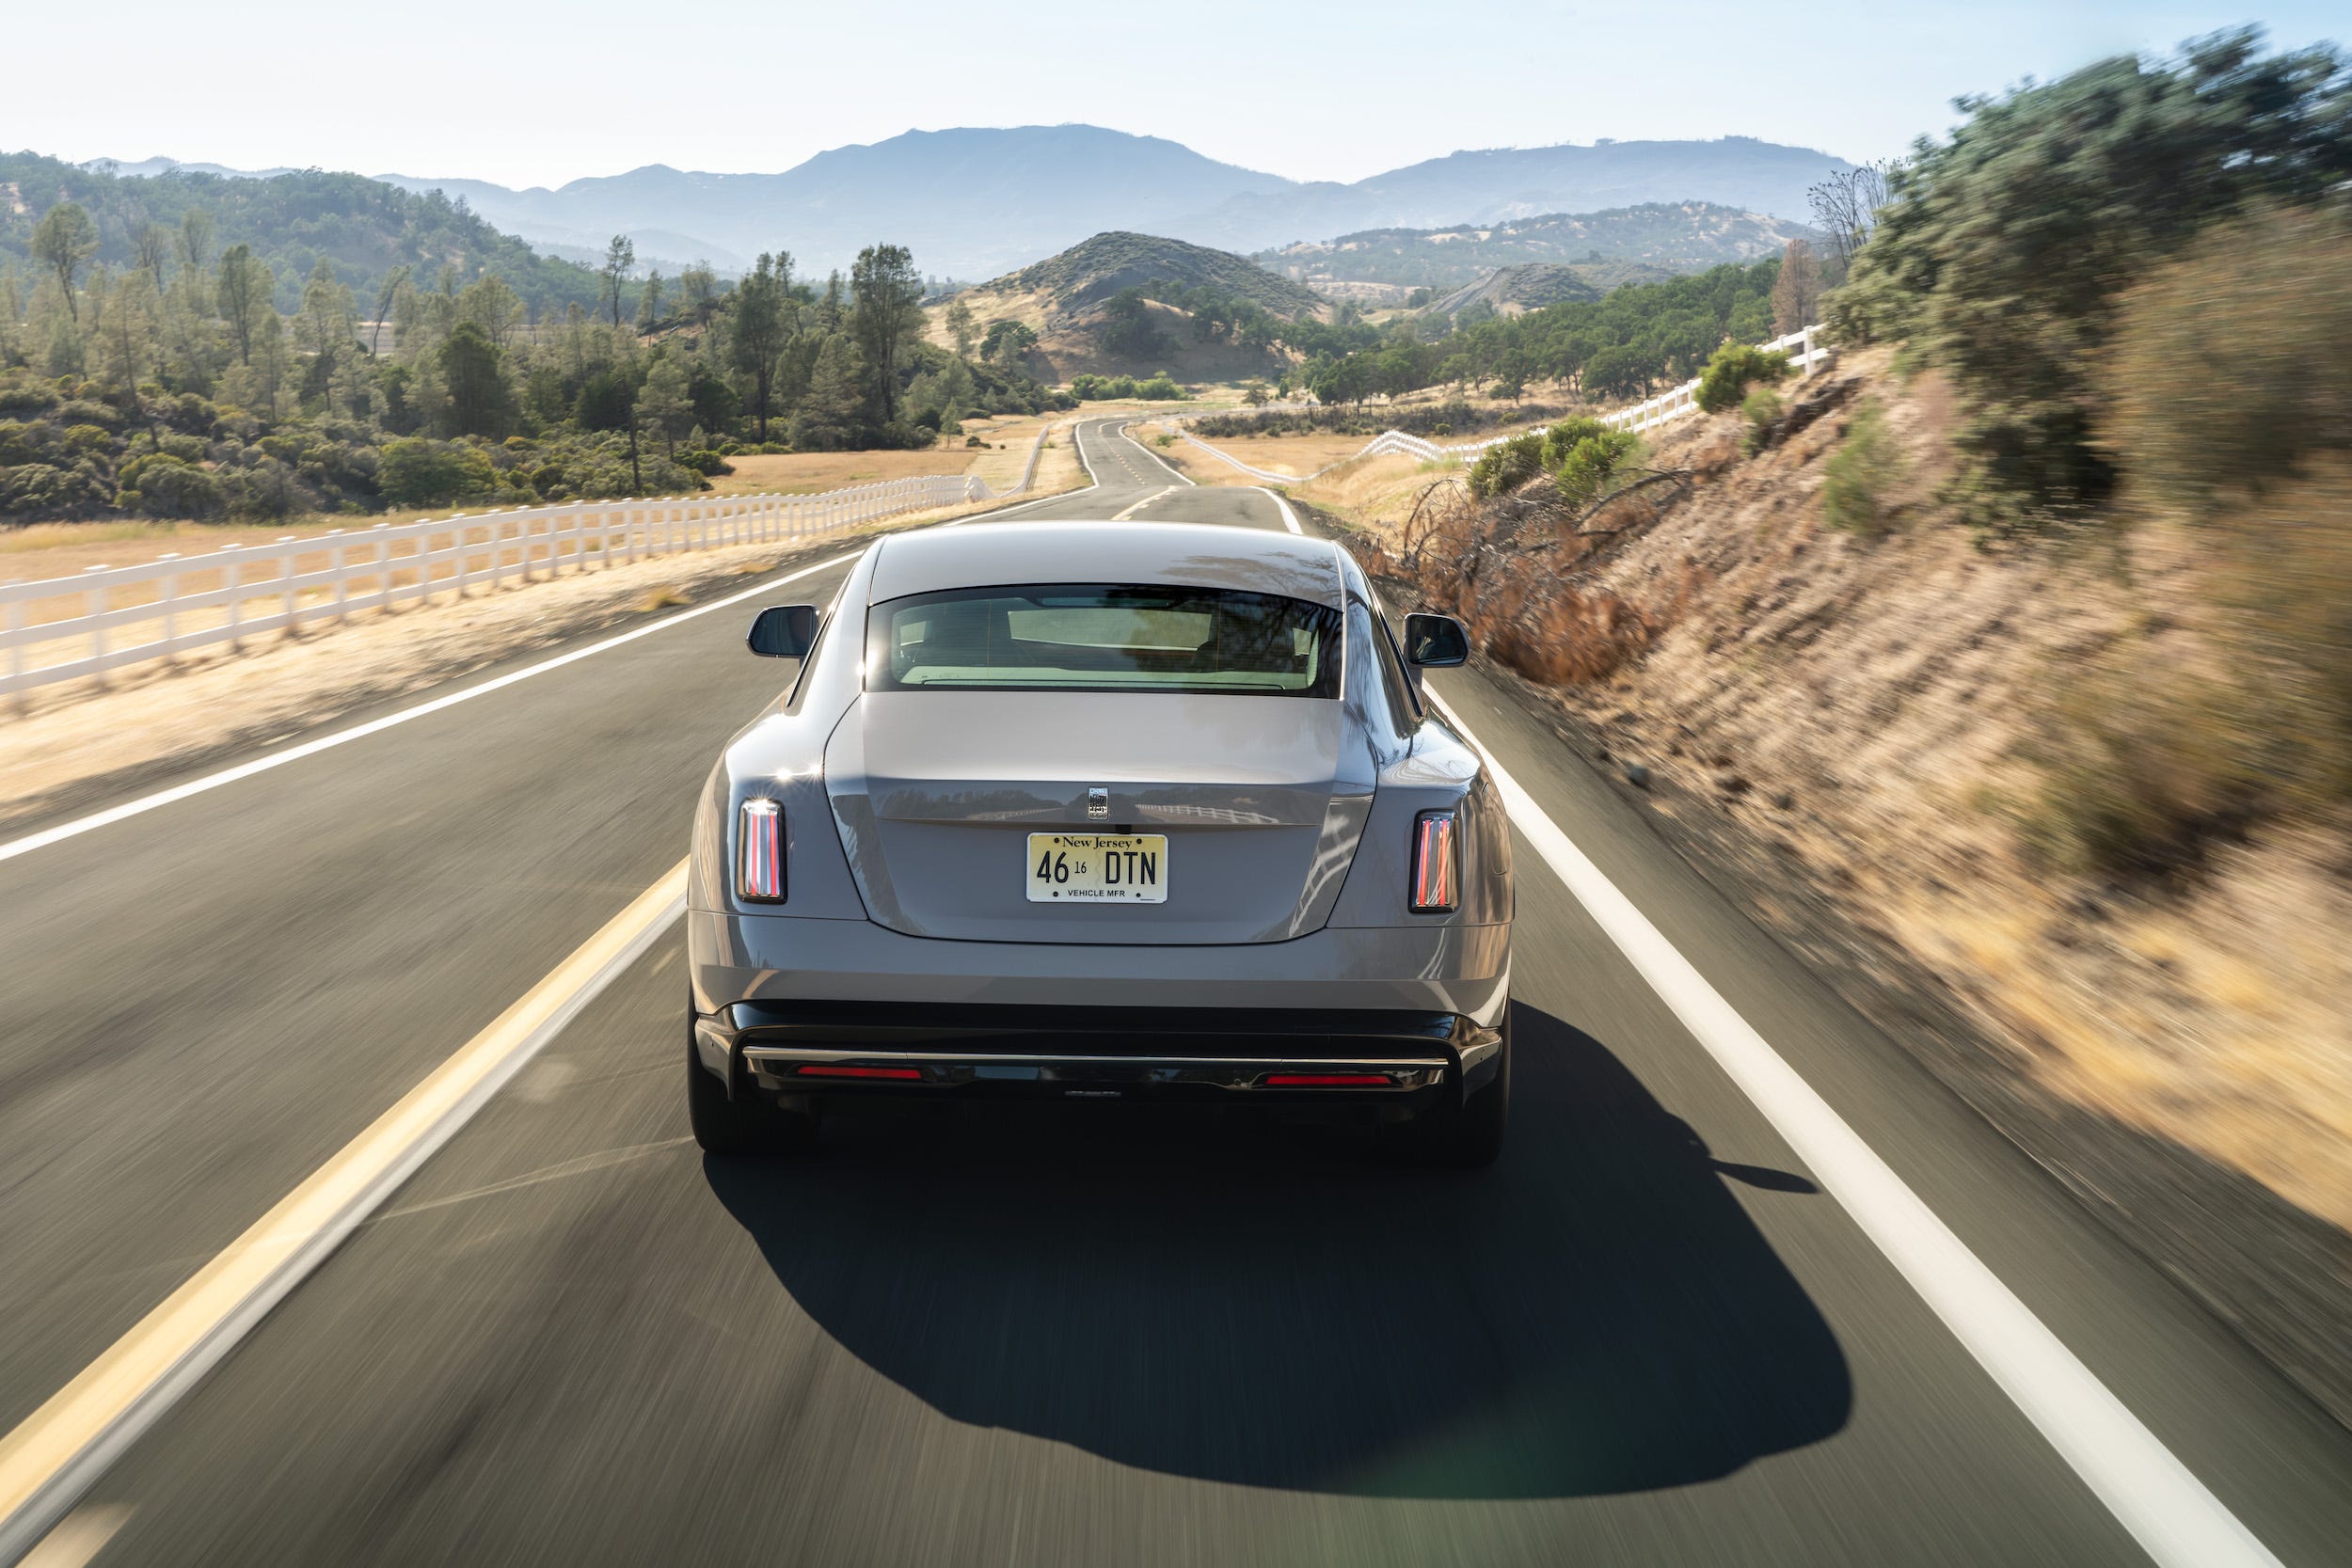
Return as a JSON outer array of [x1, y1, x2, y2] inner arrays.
[[1259, 200, 1816, 292], [1183, 138, 1847, 252], [379, 126, 1298, 280], [72, 129, 1851, 288]]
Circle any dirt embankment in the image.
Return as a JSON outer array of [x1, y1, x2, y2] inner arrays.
[[1327, 350, 2352, 1429]]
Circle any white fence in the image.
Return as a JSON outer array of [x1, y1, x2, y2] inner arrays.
[[1174, 325, 1829, 483], [3, 421, 1062, 705]]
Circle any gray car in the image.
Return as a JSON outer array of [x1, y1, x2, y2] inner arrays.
[[686, 520, 1514, 1164]]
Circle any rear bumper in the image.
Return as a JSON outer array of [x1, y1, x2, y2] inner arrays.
[[689, 911, 1509, 1109], [693, 1000, 1502, 1105], [689, 911, 1510, 1019]]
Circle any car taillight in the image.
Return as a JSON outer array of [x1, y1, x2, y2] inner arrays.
[[738, 798, 785, 902], [1409, 809, 1458, 913]]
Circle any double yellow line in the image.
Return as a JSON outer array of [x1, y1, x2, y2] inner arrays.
[[0, 863, 689, 1561]]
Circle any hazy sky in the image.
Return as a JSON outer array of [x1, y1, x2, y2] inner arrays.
[[9, 2, 2344, 188]]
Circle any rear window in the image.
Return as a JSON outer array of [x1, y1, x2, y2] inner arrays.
[[866, 583, 1341, 697]]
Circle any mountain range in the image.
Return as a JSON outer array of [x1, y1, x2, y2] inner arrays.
[[89, 125, 1849, 280]]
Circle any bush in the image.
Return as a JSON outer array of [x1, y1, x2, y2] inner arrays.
[[0, 461, 110, 518], [117, 453, 226, 519], [674, 449, 734, 477], [1467, 432, 1546, 499], [1551, 427, 1640, 510], [964, 435, 986, 447], [1694, 342, 1791, 414], [63, 423, 115, 457], [1740, 387, 1784, 451], [378, 438, 498, 507], [2101, 202, 2352, 517], [1820, 398, 1904, 534]]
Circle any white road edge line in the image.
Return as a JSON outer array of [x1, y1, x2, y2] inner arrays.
[[1423, 688, 2280, 1568], [1253, 486, 1305, 535], [0, 559, 850, 868], [0, 868, 688, 1564]]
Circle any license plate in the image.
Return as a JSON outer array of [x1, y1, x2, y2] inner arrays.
[[1025, 832, 1168, 903]]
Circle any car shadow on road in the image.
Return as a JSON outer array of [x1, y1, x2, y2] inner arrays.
[[704, 1003, 1851, 1499]]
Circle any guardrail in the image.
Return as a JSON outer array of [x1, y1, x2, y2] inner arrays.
[[1172, 325, 1829, 483], [3, 419, 1064, 705]]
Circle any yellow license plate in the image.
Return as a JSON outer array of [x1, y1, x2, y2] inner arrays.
[[1025, 833, 1168, 903]]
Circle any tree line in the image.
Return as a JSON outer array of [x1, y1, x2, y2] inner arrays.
[[1, 188, 1072, 521]]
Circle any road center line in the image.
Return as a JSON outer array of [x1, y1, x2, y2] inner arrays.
[[1424, 689, 2279, 1568], [1112, 486, 1179, 521], [0, 863, 689, 1563]]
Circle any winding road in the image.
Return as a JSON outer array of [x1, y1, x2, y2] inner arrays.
[[2, 419, 2349, 1565]]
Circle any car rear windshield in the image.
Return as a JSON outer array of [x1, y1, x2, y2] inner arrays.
[[866, 584, 1342, 697]]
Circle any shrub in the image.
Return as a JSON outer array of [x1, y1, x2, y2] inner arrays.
[[63, 423, 115, 457], [0, 461, 110, 518], [1552, 427, 1640, 510], [1467, 432, 1546, 499], [1694, 342, 1791, 414], [1740, 387, 1784, 451], [964, 435, 985, 447], [2101, 202, 2352, 518], [378, 438, 498, 507], [1135, 372, 1186, 402], [674, 449, 734, 477], [1820, 398, 1904, 534], [117, 453, 226, 519]]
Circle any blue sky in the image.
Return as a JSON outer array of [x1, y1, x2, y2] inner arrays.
[[9, 1, 2344, 187]]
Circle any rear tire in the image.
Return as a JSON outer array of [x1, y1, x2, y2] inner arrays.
[[1385, 1007, 1510, 1169], [688, 1021, 820, 1155]]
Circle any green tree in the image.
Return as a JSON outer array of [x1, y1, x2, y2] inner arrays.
[[215, 244, 272, 365], [791, 332, 863, 451], [32, 203, 98, 323], [849, 243, 922, 423], [437, 320, 516, 437], [634, 353, 694, 457], [679, 261, 719, 328], [943, 297, 977, 358], [638, 269, 665, 333], [458, 273, 523, 351], [730, 251, 797, 442], [601, 234, 636, 329], [1838, 28, 2352, 528]]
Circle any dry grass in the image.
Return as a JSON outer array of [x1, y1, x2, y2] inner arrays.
[[706, 448, 974, 496], [1335, 347, 2352, 1229]]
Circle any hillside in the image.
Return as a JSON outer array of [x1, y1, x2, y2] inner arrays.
[[0, 151, 602, 316], [980, 231, 1324, 328], [1423, 263, 1604, 320], [939, 231, 1327, 382], [1259, 201, 1814, 291]]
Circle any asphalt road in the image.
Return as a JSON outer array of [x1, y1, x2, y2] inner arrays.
[[4, 419, 2351, 1565]]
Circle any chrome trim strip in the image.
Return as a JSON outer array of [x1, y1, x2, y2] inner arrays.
[[741, 1048, 1448, 1069]]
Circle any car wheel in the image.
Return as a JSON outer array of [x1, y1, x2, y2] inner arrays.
[[687, 1020, 820, 1155], [1384, 1006, 1510, 1169]]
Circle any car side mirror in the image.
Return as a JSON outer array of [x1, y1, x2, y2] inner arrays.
[[1403, 612, 1470, 668], [748, 604, 820, 658]]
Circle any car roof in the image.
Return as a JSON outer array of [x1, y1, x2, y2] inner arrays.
[[866, 521, 1344, 609]]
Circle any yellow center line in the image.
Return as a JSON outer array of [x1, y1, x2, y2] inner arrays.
[[0, 861, 689, 1558]]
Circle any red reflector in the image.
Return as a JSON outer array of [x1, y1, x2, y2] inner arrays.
[[797, 1065, 923, 1080], [1264, 1073, 1392, 1086]]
